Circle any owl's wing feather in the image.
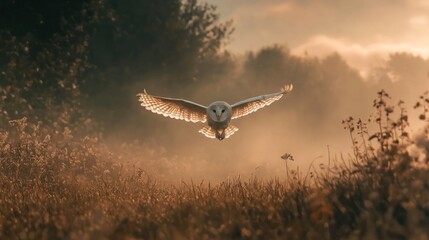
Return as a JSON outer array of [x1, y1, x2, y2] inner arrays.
[[137, 90, 207, 123], [231, 84, 293, 119], [198, 125, 216, 138], [224, 125, 239, 139]]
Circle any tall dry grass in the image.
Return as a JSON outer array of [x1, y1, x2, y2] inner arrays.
[[0, 91, 428, 239]]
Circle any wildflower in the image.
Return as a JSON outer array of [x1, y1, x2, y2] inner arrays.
[[281, 153, 294, 161]]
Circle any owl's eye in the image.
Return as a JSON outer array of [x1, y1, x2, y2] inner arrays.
[[212, 109, 216, 113], [221, 109, 225, 113]]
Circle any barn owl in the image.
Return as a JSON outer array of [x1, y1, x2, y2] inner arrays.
[[137, 84, 293, 140]]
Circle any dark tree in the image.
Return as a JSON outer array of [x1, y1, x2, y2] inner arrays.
[[83, 0, 233, 90], [0, 0, 102, 131]]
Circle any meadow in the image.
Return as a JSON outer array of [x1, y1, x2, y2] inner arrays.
[[0, 91, 428, 240]]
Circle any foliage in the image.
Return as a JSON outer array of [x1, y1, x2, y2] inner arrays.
[[338, 90, 429, 238], [0, 0, 107, 132]]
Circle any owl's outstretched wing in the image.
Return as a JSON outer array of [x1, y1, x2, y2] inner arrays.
[[137, 90, 207, 123], [231, 84, 293, 119]]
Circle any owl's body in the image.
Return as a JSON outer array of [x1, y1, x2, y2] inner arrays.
[[137, 85, 293, 140]]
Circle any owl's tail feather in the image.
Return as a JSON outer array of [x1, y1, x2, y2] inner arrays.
[[198, 126, 216, 139], [224, 125, 239, 139], [198, 125, 240, 139]]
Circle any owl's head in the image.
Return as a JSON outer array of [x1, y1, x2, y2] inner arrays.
[[207, 101, 232, 122]]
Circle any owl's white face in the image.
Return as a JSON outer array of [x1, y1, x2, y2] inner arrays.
[[207, 101, 232, 123]]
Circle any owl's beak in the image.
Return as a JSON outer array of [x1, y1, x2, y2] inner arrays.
[[215, 112, 221, 120]]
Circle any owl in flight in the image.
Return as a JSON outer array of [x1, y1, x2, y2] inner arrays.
[[137, 84, 293, 140]]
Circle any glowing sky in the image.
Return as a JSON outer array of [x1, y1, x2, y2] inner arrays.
[[207, 0, 429, 72]]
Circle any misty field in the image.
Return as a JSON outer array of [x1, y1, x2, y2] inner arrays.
[[0, 91, 428, 240], [2, 0, 429, 239]]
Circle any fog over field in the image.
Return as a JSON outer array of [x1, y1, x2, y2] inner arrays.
[[120, 49, 428, 182], [1, 0, 428, 182]]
